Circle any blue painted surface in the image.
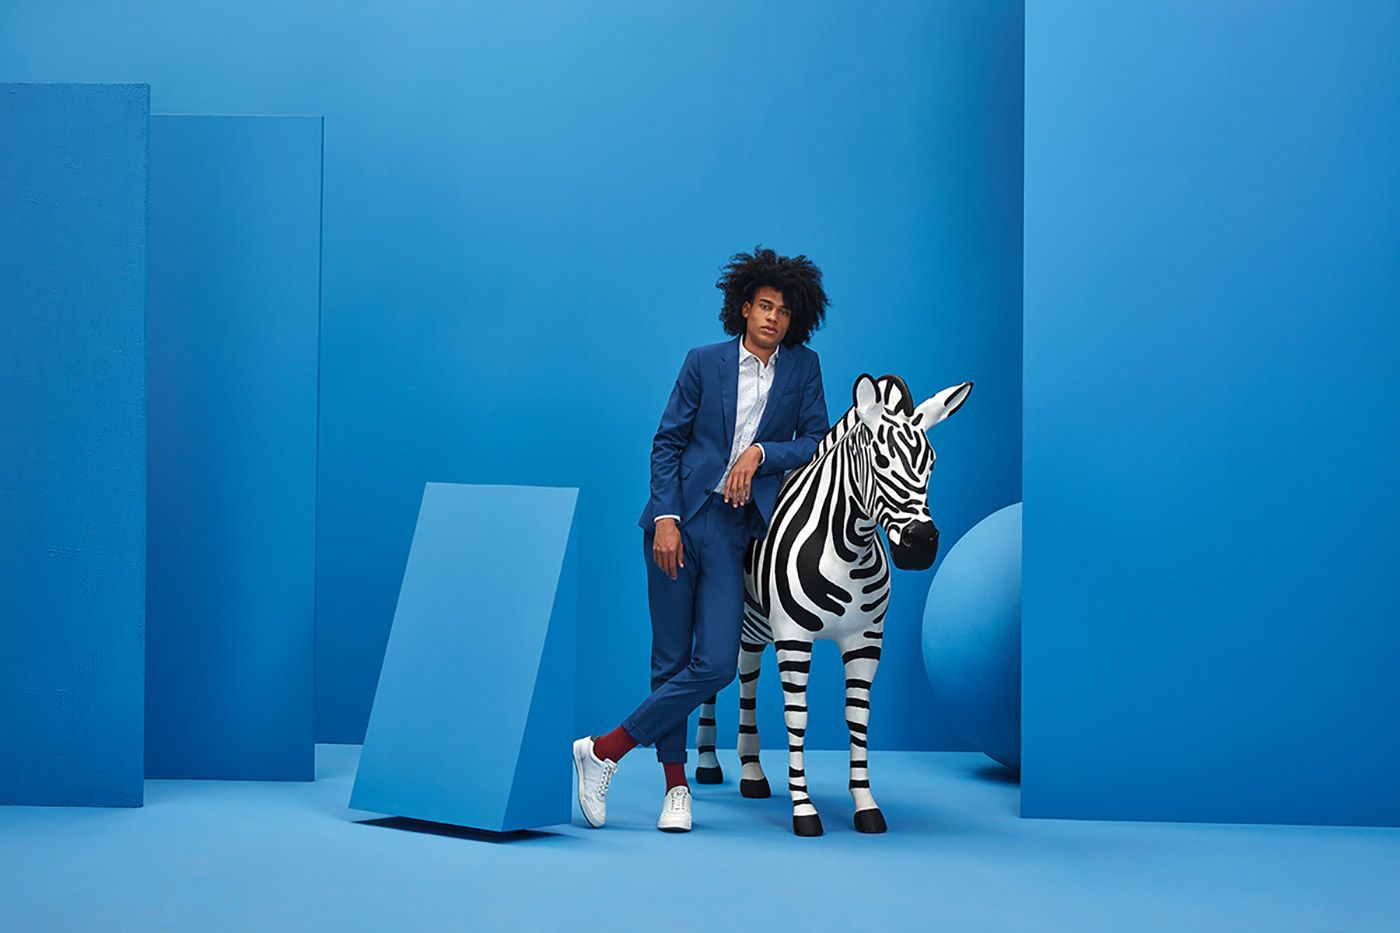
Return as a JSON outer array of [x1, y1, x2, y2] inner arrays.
[[1023, 2, 1400, 825], [145, 115, 323, 780], [923, 503, 1021, 771], [505, 495, 578, 830], [351, 484, 578, 831], [0, 1, 1024, 750], [0, 83, 148, 806], [3, 745, 1400, 929]]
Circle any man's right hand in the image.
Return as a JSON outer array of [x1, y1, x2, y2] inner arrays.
[[653, 518, 684, 580]]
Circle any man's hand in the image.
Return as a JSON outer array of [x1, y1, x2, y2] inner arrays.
[[724, 445, 764, 508], [654, 518, 684, 580]]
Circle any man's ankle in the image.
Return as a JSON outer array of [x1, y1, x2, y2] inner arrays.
[[593, 724, 639, 763]]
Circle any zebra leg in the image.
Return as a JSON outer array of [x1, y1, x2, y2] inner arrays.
[[736, 641, 769, 798], [694, 695, 722, 783], [840, 634, 887, 833], [776, 639, 822, 836]]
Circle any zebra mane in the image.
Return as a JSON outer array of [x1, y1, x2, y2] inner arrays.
[[812, 406, 861, 458], [810, 373, 915, 459]]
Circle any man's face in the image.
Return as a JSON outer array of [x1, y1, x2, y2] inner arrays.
[[742, 285, 791, 349]]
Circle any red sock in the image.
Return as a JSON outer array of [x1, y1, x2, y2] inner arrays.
[[663, 762, 688, 792], [592, 725, 638, 763]]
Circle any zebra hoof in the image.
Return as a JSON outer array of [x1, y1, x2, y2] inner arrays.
[[740, 776, 771, 798], [792, 813, 824, 837], [853, 808, 887, 833], [694, 765, 724, 784]]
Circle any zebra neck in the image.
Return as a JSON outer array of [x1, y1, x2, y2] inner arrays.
[[836, 423, 880, 547], [801, 407, 879, 545]]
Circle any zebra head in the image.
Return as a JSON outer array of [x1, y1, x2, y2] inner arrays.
[[851, 373, 973, 571]]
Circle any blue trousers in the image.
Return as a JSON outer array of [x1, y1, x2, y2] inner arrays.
[[621, 490, 754, 764]]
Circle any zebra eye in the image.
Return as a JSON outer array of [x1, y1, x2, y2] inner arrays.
[[875, 452, 890, 469]]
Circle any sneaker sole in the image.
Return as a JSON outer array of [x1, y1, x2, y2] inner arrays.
[[572, 739, 605, 828]]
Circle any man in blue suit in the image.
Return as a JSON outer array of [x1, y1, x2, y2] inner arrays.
[[573, 246, 831, 832]]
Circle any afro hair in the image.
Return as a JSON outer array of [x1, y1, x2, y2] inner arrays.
[[715, 244, 829, 347]]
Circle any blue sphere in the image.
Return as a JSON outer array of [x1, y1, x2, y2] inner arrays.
[[921, 502, 1021, 771]]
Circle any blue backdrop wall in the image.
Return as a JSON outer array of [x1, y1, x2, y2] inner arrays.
[[145, 115, 322, 780], [0, 1, 1024, 751], [0, 83, 149, 806], [1023, 0, 1400, 826]]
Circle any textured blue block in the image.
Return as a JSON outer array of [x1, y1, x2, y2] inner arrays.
[[350, 484, 578, 831], [144, 115, 323, 780], [0, 83, 149, 807]]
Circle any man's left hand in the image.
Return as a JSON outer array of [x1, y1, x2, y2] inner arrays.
[[724, 445, 764, 507]]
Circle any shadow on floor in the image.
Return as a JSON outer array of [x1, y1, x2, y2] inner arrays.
[[355, 815, 564, 844], [973, 762, 1021, 785]]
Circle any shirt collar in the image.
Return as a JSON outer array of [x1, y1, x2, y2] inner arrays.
[[738, 335, 779, 369]]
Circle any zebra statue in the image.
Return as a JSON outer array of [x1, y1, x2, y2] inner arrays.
[[693, 372, 972, 836]]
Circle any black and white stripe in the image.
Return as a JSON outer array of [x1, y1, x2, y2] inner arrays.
[[694, 372, 972, 836]]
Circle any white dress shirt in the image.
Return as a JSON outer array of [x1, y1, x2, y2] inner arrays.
[[655, 337, 778, 525]]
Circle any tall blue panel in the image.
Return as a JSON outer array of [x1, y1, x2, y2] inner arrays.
[[350, 483, 578, 831], [1023, 2, 1400, 826], [145, 115, 322, 780], [0, 83, 149, 807], [0, 1, 1023, 752]]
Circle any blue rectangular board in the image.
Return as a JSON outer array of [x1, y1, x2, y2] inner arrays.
[[0, 83, 149, 807], [145, 115, 322, 780], [351, 483, 578, 831], [1022, 1, 1400, 826]]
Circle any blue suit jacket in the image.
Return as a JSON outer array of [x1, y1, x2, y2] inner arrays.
[[637, 335, 829, 536]]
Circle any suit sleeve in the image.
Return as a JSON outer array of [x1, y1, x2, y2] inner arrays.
[[755, 353, 828, 476], [646, 348, 701, 520]]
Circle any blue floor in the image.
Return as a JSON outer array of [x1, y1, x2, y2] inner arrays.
[[2, 744, 1398, 931]]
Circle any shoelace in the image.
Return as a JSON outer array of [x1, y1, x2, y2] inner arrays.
[[596, 762, 615, 796], [668, 789, 688, 811]]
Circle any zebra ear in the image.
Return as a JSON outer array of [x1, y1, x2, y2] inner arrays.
[[913, 381, 973, 431], [853, 373, 882, 430]]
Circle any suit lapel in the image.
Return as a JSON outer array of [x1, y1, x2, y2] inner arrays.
[[718, 336, 739, 452], [753, 343, 794, 439]]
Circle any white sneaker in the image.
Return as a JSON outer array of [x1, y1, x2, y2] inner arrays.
[[657, 785, 692, 832], [572, 736, 618, 828]]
